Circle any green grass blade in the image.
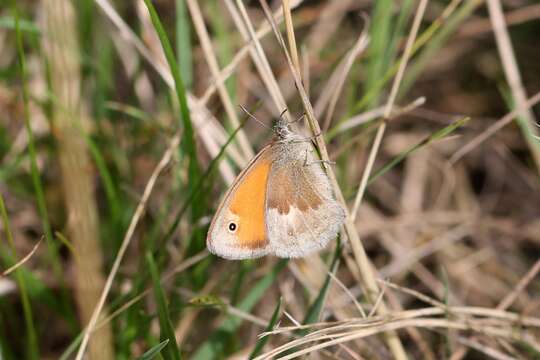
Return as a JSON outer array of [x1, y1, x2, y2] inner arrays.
[[0, 248, 72, 322], [499, 86, 540, 167], [84, 135, 121, 226], [137, 339, 170, 360], [399, 0, 482, 96], [302, 242, 341, 326], [331, 0, 480, 135], [0, 193, 39, 360], [12, 4, 78, 331], [365, 0, 395, 108], [387, 0, 415, 64], [207, 1, 236, 99], [369, 117, 470, 184], [248, 297, 282, 359], [58, 332, 83, 360], [192, 259, 288, 359], [176, 0, 192, 89], [142, 0, 204, 254], [146, 253, 182, 360], [13, 0, 62, 280], [0, 15, 40, 34]]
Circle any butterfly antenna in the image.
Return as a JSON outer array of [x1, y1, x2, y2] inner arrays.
[[289, 112, 306, 124], [239, 105, 271, 130]]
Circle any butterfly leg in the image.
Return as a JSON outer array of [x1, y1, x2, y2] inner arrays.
[[291, 132, 323, 145], [306, 159, 336, 167]]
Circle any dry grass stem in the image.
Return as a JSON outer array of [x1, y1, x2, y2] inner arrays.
[[95, 250, 209, 330], [95, 0, 240, 182], [186, 0, 254, 162], [44, 0, 114, 358], [75, 134, 180, 359], [257, 313, 539, 360], [281, 0, 301, 73], [4, 1, 540, 358], [486, 0, 540, 172], [1, 238, 42, 276], [380, 224, 472, 277], [459, 3, 540, 37], [334, 96, 426, 135], [327, 270, 367, 317], [227, 0, 292, 121], [258, 2, 408, 358], [322, 29, 370, 131], [497, 259, 540, 310], [200, 1, 303, 106], [450, 91, 540, 164], [256, 299, 540, 358], [351, 0, 428, 221], [454, 335, 515, 360]]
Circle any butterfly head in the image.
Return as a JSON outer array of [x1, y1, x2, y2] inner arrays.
[[273, 116, 294, 140]]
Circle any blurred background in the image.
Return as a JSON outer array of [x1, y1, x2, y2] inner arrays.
[[1, 0, 539, 359]]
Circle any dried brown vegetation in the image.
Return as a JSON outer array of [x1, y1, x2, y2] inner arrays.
[[0, 0, 539, 359]]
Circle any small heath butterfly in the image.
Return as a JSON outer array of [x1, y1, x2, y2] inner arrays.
[[207, 116, 345, 259]]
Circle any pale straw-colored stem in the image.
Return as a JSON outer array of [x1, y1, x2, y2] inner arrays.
[[282, 0, 301, 74], [75, 134, 180, 360], [450, 91, 540, 164], [186, 0, 254, 162], [486, 0, 540, 174], [258, 1, 409, 358], [44, 0, 114, 358], [351, 0, 428, 221]]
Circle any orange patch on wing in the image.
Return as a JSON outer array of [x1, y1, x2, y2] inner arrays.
[[228, 158, 271, 248]]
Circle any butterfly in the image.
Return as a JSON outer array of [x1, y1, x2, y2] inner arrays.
[[207, 117, 345, 259]]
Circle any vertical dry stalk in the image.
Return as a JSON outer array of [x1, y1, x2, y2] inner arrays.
[[281, 0, 300, 73], [263, 2, 408, 358], [486, 0, 540, 173], [75, 132, 180, 359], [351, 0, 428, 220], [228, 0, 292, 121], [186, 0, 254, 162], [42, 0, 114, 359]]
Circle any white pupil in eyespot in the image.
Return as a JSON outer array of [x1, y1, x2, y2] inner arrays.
[[228, 222, 237, 232]]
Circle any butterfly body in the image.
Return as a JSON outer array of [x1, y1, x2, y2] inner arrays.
[[207, 122, 345, 259]]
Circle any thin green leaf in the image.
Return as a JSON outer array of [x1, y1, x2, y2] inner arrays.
[[336, 0, 480, 129], [84, 135, 121, 226], [146, 253, 182, 360], [137, 339, 170, 360], [176, 0, 192, 89], [192, 259, 288, 359], [302, 242, 341, 326], [0, 193, 38, 360], [13, 0, 62, 281], [369, 117, 470, 184], [400, 0, 483, 96], [142, 0, 204, 254], [13, 1, 76, 331], [59, 332, 83, 360], [248, 298, 282, 359], [499, 86, 540, 168], [365, 0, 395, 108], [0, 15, 40, 34]]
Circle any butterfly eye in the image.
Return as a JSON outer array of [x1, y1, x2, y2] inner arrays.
[[227, 221, 238, 233]]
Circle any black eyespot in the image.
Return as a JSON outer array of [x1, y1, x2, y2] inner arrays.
[[228, 222, 237, 232]]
